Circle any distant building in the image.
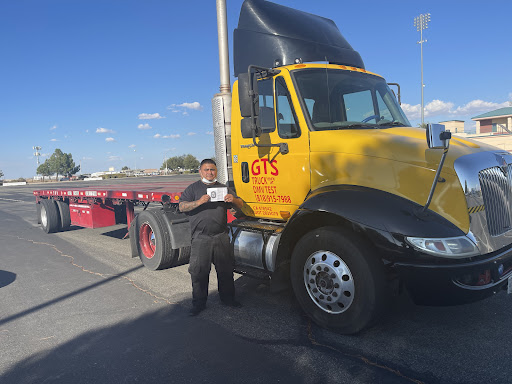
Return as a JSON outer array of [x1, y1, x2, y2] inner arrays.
[[438, 107, 512, 152], [439, 120, 465, 134], [472, 107, 512, 135]]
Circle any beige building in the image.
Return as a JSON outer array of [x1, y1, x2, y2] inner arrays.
[[437, 107, 512, 151], [472, 107, 512, 135], [435, 108, 512, 152], [439, 120, 465, 134]]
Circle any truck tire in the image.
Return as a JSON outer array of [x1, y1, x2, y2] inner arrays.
[[291, 226, 386, 334], [136, 210, 176, 270], [56, 200, 71, 230], [40, 199, 61, 234]]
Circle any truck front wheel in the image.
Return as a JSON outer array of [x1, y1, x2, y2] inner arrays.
[[291, 226, 386, 334]]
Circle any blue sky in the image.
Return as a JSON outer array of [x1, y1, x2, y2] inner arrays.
[[1, 0, 511, 179]]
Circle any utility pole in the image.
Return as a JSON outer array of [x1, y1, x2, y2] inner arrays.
[[414, 13, 430, 127]]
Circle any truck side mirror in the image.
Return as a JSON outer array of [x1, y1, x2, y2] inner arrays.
[[241, 117, 261, 138], [426, 123, 451, 149], [238, 73, 259, 118]]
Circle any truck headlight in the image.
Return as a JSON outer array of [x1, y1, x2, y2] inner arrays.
[[405, 235, 480, 258]]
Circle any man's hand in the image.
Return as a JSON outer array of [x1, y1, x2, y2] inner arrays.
[[179, 194, 210, 212], [198, 194, 211, 205], [224, 194, 243, 208]]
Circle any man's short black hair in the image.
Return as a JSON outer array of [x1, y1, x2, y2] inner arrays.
[[200, 159, 216, 167]]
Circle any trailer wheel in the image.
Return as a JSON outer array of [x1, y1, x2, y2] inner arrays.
[[40, 199, 61, 234], [56, 200, 71, 230], [291, 226, 386, 334], [136, 210, 175, 270]]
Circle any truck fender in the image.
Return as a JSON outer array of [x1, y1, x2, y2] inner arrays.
[[289, 185, 464, 239], [159, 209, 192, 250]]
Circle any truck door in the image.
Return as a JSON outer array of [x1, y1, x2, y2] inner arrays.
[[236, 72, 311, 220]]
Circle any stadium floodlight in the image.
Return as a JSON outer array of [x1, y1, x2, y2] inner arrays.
[[414, 13, 431, 127], [33, 146, 42, 166]]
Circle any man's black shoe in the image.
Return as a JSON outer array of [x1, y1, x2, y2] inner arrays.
[[221, 300, 242, 308], [189, 305, 206, 316]]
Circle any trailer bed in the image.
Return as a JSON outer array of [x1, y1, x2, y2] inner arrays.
[[33, 181, 195, 203]]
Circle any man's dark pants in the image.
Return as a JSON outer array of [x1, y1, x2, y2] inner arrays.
[[188, 232, 235, 308]]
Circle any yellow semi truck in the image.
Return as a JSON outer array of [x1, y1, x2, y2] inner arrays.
[[35, 0, 512, 334], [212, 0, 512, 333]]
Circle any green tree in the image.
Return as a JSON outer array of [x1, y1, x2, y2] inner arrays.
[[183, 154, 199, 170], [37, 161, 52, 181], [0, 169, 3, 179], [122, 166, 129, 171], [161, 155, 185, 171], [48, 149, 80, 179]]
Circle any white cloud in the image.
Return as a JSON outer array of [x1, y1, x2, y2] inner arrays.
[[153, 134, 162, 139], [50, 138, 58, 142], [162, 134, 181, 139], [105, 137, 115, 142], [50, 125, 57, 131], [108, 155, 121, 161], [128, 144, 136, 148], [138, 123, 152, 130], [85, 129, 89, 133], [403, 98, 510, 121], [138, 113, 165, 120], [167, 102, 203, 115], [453, 100, 509, 115], [187, 132, 197, 136], [96, 127, 115, 134], [206, 131, 213, 135]]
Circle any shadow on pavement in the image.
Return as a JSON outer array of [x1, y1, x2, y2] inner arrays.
[[0, 301, 313, 384], [0, 270, 16, 288], [0, 265, 143, 327]]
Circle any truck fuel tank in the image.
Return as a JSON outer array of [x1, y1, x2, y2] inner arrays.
[[229, 220, 283, 272]]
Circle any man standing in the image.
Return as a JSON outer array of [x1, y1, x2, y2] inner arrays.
[[179, 159, 243, 316]]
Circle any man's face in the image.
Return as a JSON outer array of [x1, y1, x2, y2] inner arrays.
[[200, 163, 217, 182]]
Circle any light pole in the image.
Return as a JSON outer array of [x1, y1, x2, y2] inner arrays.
[[33, 146, 42, 167], [414, 13, 430, 127]]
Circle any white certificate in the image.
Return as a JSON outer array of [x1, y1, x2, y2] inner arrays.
[[207, 187, 228, 202]]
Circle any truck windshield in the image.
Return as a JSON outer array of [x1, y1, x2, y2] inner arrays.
[[292, 68, 411, 131]]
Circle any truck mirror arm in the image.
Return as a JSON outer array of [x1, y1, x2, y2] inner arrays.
[[251, 130, 289, 155], [418, 129, 452, 215]]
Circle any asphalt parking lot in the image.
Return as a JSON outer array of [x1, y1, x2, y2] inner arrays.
[[0, 176, 511, 383]]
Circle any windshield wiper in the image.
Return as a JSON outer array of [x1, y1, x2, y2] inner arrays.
[[376, 121, 407, 128], [330, 123, 378, 130]]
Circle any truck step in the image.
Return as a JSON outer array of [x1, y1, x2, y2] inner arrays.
[[234, 265, 271, 281], [230, 219, 285, 233]]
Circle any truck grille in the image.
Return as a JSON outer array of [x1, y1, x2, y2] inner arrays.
[[479, 166, 512, 236]]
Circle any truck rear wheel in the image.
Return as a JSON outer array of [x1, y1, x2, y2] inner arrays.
[[291, 226, 386, 334], [135, 210, 188, 270], [56, 200, 71, 230], [40, 199, 61, 234]]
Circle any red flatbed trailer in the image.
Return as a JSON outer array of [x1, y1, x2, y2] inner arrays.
[[33, 180, 194, 230]]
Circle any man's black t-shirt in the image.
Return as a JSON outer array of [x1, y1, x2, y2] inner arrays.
[[180, 180, 237, 238]]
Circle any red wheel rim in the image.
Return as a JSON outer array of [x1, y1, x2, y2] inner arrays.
[[139, 223, 156, 259]]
